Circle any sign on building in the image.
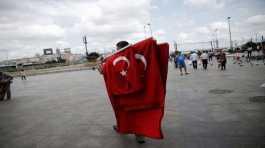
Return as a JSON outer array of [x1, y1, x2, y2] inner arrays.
[[43, 48, 53, 55]]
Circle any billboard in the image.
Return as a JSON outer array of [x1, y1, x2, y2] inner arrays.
[[43, 48, 53, 55]]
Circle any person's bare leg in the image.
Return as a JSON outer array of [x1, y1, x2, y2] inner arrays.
[[184, 66, 189, 74], [179, 67, 183, 75]]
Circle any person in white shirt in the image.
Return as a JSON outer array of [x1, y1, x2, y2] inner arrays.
[[201, 51, 208, 70], [247, 46, 252, 62], [190, 52, 198, 70]]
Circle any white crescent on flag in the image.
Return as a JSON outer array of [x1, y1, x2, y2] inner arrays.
[[112, 56, 130, 76], [135, 54, 147, 70]]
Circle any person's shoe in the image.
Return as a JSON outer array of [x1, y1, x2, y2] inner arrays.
[[135, 135, 145, 144], [185, 72, 190, 75], [113, 125, 118, 133]]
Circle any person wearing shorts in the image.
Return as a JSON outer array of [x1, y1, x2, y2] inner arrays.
[[176, 53, 189, 75]]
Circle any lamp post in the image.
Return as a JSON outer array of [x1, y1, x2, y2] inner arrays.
[[261, 35, 264, 51], [147, 23, 153, 37], [227, 17, 233, 50], [83, 36, 88, 57], [210, 41, 213, 52], [6, 50, 9, 65], [214, 28, 219, 48], [144, 25, 147, 38]]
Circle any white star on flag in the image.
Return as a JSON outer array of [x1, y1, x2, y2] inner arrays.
[[120, 70, 127, 76]]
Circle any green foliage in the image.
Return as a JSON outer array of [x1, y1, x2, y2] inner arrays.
[[228, 49, 234, 53], [241, 41, 257, 50]]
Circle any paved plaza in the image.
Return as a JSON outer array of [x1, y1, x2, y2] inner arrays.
[[0, 59, 265, 148]]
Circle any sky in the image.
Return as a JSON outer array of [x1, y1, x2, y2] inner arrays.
[[0, 0, 264, 60]]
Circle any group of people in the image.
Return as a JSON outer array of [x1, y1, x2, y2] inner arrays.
[[234, 46, 265, 65], [173, 50, 227, 75]]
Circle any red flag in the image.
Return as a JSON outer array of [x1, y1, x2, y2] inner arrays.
[[102, 38, 169, 139], [103, 46, 144, 96]]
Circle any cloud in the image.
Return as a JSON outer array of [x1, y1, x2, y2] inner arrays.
[[246, 14, 265, 25], [184, 0, 225, 9], [0, 0, 151, 60], [209, 22, 228, 30], [151, 5, 159, 9], [1, 0, 264, 59], [194, 26, 210, 34], [175, 13, 265, 50]]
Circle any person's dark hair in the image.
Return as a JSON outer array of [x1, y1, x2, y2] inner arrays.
[[116, 41, 129, 50]]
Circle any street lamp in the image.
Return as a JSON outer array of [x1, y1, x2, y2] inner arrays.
[[143, 25, 147, 38], [83, 36, 89, 57], [214, 28, 219, 48], [147, 23, 153, 37], [227, 17, 233, 50]]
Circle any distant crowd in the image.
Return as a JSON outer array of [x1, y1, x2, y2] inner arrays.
[[170, 46, 265, 75]]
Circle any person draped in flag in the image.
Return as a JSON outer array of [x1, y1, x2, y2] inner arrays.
[[97, 38, 169, 144], [98, 40, 146, 143]]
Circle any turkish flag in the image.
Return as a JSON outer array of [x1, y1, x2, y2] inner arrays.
[[102, 38, 169, 139], [103, 46, 144, 96]]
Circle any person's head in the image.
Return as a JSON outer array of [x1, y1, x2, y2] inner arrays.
[[116, 41, 129, 50], [178, 52, 182, 56]]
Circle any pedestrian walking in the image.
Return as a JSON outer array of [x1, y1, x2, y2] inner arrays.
[[262, 43, 265, 65], [97, 38, 169, 143], [219, 50, 227, 70], [247, 46, 252, 62], [174, 54, 179, 69], [176, 52, 189, 75], [208, 50, 213, 62], [190, 51, 198, 70], [201, 51, 208, 70], [20, 69, 27, 80]]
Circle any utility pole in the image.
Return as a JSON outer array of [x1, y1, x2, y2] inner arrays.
[[210, 41, 213, 52], [260, 35, 264, 51], [147, 23, 153, 37], [83, 36, 88, 57], [173, 41, 178, 51], [7, 50, 9, 65], [144, 25, 147, 38], [227, 17, 233, 50], [214, 28, 219, 48]]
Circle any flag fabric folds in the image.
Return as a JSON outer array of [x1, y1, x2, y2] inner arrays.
[[102, 38, 169, 139]]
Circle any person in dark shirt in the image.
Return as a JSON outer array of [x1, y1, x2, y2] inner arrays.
[[0, 72, 13, 101], [219, 51, 227, 70]]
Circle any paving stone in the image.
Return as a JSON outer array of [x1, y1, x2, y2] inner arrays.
[[0, 59, 264, 148]]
